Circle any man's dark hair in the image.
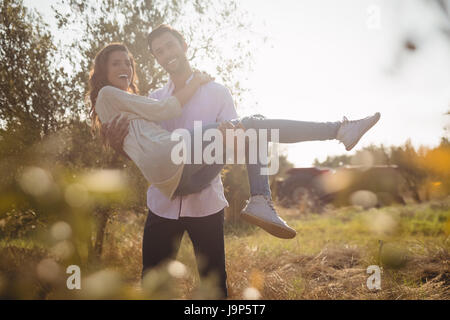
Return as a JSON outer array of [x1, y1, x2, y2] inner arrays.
[[147, 24, 186, 54]]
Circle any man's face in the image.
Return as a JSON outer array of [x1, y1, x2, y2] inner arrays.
[[151, 32, 188, 75]]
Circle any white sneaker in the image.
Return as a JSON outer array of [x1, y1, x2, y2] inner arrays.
[[241, 195, 296, 239], [336, 112, 381, 151]]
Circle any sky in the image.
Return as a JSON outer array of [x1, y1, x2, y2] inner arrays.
[[23, 0, 450, 167], [238, 0, 450, 166]]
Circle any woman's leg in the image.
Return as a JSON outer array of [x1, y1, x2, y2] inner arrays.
[[238, 114, 340, 143], [174, 115, 341, 197], [173, 122, 226, 197], [238, 112, 381, 151]]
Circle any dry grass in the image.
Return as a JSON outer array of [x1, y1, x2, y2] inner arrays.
[[98, 198, 450, 300]]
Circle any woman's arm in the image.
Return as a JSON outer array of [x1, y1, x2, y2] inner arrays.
[[173, 71, 212, 105], [95, 72, 213, 124]]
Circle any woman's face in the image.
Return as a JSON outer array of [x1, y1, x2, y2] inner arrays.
[[106, 50, 133, 91]]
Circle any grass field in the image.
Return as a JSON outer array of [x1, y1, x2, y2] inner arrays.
[[98, 198, 450, 300], [1, 198, 449, 299]]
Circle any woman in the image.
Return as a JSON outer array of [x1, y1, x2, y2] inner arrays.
[[88, 43, 380, 239]]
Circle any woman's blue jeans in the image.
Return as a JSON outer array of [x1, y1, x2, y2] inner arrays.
[[173, 114, 340, 198]]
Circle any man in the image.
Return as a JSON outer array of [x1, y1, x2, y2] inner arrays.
[[105, 25, 237, 298]]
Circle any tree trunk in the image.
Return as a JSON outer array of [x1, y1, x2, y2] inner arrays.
[[93, 208, 110, 260]]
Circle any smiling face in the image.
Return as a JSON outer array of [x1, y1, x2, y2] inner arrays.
[[106, 50, 133, 91], [150, 32, 189, 75]]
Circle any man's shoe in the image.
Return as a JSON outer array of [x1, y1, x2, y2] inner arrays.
[[241, 195, 296, 239], [336, 112, 381, 151]]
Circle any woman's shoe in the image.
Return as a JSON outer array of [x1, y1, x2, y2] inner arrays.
[[336, 112, 381, 151], [241, 195, 296, 239]]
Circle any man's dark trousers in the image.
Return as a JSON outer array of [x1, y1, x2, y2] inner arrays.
[[142, 208, 228, 298]]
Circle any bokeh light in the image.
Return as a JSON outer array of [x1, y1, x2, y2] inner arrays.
[[50, 221, 72, 241], [167, 260, 187, 279], [50, 240, 75, 260], [367, 211, 398, 236], [64, 183, 90, 207], [350, 190, 378, 208], [82, 269, 123, 299], [318, 169, 353, 194], [243, 287, 261, 300], [18, 167, 53, 197], [81, 169, 127, 193], [36, 258, 62, 284]]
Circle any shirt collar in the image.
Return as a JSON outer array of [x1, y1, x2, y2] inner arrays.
[[166, 73, 194, 95]]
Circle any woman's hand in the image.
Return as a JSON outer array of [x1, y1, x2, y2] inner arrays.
[[191, 70, 214, 86], [173, 71, 214, 107]]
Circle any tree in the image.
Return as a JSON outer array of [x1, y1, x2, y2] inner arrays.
[[0, 0, 76, 152], [53, 0, 260, 119], [0, 0, 130, 264], [0, 0, 85, 240]]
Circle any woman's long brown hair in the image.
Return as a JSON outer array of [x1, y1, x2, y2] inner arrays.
[[87, 43, 139, 133]]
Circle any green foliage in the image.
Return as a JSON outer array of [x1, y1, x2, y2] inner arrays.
[[0, 0, 79, 137]]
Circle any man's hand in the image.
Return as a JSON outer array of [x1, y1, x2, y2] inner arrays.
[[218, 121, 246, 161], [101, 115, 130, 159]]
